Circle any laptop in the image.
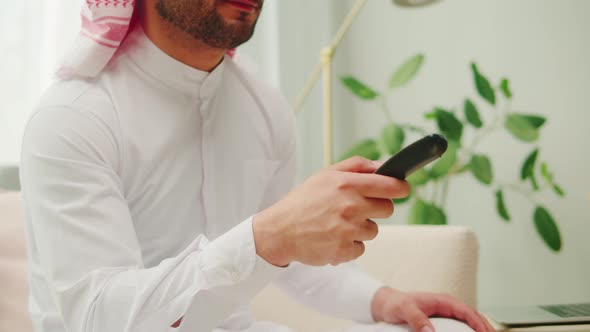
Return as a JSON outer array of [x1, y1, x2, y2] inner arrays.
[[486, 302, 590, 326]]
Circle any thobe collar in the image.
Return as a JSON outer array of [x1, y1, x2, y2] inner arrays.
[[122, 24, 226, 104]]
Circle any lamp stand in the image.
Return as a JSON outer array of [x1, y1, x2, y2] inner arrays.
[[293, 0, 368, 167]]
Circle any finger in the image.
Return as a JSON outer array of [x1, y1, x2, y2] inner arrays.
[[399, 304, 435, 332], [349, 240, 366, 260], [328, 156, 382, 173], [440, 297, 487, 332], [452, 304, 488, 332], [360, 197, 394, 220], [347, 173, 411, 199], [355, 219, 379, 241], [333, 240, 368, 265], [478, 312, 495, 332], [171, 317, 183, 328], [461, 309, 487, 332], [417, 294, 490, 332]]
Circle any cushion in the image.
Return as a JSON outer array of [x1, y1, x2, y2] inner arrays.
[[0, 191, 32, 332]]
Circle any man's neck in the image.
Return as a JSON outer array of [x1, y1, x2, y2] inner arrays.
[[138, 1, 226, 72]]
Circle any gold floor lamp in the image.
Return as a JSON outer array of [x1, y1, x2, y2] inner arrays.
[[292, 0, 440, 167]]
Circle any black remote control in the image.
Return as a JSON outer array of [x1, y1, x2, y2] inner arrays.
[[374, 134, 448, 180]]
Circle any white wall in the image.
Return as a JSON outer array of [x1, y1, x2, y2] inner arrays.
[[273, 1, 358, 180], [235, 0, 590, 307], [0, 1, 41, 166], [331, 0, 590, 307], [0, 0, 80, 166]]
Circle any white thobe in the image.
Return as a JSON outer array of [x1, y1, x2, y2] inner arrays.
[[21, 25, 476, 332], [20, 25, 386, 332]]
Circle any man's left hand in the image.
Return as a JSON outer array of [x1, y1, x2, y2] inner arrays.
[[371, 287, 495, 332]]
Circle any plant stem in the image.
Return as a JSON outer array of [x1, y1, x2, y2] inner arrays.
[[431, 181, 439, 203], [464, 114, 502, 156], [414, 187, 423, 200], [443, 161, 466, 179], [399, 124, 429, 135], [440, 177, 450, 208], [378, 96, 395, 124], [377, 96, 430, 136], [501, 182, 536, 204]]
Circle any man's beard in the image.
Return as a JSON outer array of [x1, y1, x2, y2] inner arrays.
[[156, 0, 261, 49]]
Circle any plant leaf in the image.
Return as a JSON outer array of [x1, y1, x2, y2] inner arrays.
[[426, 203, 447, 225], [534, 206, 562, 252], [495, 190, 511, 222], [553, 184, 566, 197], [393, 195, 411, 205], [409, 199, 427, 225], [530, 174, 540, 191], [379, 124, 405, 155], [424, 110, 437, 120], [338, 139, 381, 161], [409, 199, 447, 225], [434, 108, 463, 141], [521, 114, 546, 129], [470, 154, 494, 185], [471, 63, 496, 105], [389, 54, 425, 90], [407, 168, 430, 186], [505, 113, 540, 142], [430, 141, 458, 179], [457, 163, 471, 174], [540, 162, 553, 184], [340, 76, 379, 100], [500, 78, 512, 99], [464, 99, 483, 128], [521, 148, 539, 180]]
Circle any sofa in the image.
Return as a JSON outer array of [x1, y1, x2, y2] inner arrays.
[[0, 189, 478, 332]]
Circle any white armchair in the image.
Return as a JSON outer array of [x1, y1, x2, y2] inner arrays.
[[0, 191, 31, 332], [0, 190, 478, 332], [251, 225, 479, 332]]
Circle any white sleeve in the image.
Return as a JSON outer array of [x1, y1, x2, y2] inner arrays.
[[20, 107, 284, 332], [257, 107, 385, 324], [275, 262, 385, 323]]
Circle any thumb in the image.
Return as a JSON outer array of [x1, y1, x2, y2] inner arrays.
[[401, 304, 435, 332], [328, 156, 382, 173]]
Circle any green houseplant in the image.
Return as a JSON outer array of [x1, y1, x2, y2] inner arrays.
[[339, 54, 566, 252]]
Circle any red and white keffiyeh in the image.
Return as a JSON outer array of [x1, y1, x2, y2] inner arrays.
[[59, 0, 136, 78], [59, 0, 236, 79]]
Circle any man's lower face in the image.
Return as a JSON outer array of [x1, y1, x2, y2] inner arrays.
[[156, 0, 264, 49], [217, 0, 263, 23]]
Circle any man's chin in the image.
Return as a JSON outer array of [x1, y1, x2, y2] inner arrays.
[[215, 14, 257, 41]]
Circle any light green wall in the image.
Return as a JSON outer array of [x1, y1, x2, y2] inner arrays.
[[326, 0, 590, 306], [2, 0, 588, 307]]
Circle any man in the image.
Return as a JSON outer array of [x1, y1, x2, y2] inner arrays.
[[20, 1, 494, 331]]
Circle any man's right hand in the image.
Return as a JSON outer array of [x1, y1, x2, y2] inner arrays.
[[252, 157, 410, 267]]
